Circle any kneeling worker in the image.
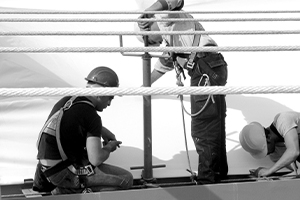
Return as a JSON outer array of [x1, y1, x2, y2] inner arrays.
[[239, 111, 300, 177], [33, 66, 133, 194]]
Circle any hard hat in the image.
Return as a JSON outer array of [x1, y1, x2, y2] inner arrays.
[[134, 22, 162, 46], [239, 122, 268, 159], [85, 66, 119, 87], [135, 0, 156, 10]]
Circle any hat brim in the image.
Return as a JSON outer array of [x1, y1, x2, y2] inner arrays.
[[250, 146, 268, 159]]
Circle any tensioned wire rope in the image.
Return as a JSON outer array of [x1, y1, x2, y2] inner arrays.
[[1, 17, 300, 22], [1, 10, 300, 14], [0, 46, 300, 53], [2, 86, 300, 97], [1, 30, 300, 36]]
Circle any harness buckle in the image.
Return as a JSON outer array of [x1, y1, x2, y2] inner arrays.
[[85, 165, 95, 176], [186, 59, 195, 69], [63, 100, 73, 110]]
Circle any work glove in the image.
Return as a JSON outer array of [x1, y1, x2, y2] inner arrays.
[[138, 14, 154, 31], [249, 167, 267, 177]]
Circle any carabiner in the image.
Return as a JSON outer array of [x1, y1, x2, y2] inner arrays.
[[198, 74, 210, 87]]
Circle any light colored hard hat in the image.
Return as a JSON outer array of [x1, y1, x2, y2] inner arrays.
[[239, 122, 268, 159]]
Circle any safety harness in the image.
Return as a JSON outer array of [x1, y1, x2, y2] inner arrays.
[[36, 96, 96, 179], [269, 123, 298, 174], [171, 22, 213, 182], [174, 22, 215, 117]]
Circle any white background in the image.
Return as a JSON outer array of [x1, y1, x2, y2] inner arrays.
[[0, 0, 300, 184]]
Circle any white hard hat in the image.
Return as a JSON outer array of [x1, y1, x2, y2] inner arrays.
[[239, 122, 268, 159], [133, 22, 144, 43]]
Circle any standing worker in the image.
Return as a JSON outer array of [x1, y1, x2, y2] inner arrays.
[[239, 111, 300, 177], [33, 66, 133, 194], [137, 0, 228, 184]]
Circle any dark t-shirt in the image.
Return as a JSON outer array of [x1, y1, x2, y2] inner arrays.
[[37, 96, 102, 166]]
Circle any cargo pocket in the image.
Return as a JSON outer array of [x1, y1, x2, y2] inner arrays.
[[191, 95, 218, 119], [201, 53, 228, 86], [190, 65, 218, 119]]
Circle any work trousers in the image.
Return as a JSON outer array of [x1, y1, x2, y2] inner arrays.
[[34, 162, 133, 194], [189, 53, 228, 184]]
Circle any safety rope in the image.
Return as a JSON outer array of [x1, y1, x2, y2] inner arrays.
[[179, 96, 197, 181], [0, 46, 300, 53], [1, 17, 300, 22], [2, 85, 300, 97], [1, 10, 300, 14], [1, 30, 300, 36], [179, 74, 214, 117]]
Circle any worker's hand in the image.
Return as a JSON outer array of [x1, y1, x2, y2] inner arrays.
[[250, 167, 270, 177], [106, 140, 122, 152], [103, 135, 116, 145], [137, 14, 154, 31]]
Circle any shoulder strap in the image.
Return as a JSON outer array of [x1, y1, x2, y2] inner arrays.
[[36, 96, 77, 159], [36, 111, 60, 149], [270, 123, 285, 142], [186, 23, 201, 69], [37, 96, 95, 161]]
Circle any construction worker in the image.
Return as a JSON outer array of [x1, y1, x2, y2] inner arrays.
[[239, 111, 300, 177], [137, 0, 228, 184], [33, 66, 133, 194]]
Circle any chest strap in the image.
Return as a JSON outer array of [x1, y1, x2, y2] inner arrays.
[[186, 22, 201, 70]]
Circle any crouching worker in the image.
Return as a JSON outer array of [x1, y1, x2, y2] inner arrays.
[[33, 66, 133, 194], [239, 111, 300, 178]]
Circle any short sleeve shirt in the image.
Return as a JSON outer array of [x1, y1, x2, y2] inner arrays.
[[273, 111, 300, 138], [37, 96, 102, 165], [154, 0, 217, 73]]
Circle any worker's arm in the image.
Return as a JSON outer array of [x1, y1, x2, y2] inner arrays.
[[145, 0, 181, 12], [145, 0, 166, 12], [150, 53, 174, 84], [101, 126, 116, 144], [151, 69, 165, 85], [257, 128, 300, 177], [86, 136, 121, 166], [138, 0, 167, 30]]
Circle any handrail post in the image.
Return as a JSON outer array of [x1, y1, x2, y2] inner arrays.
[[142, 36, 153, 181], [119, 35, 169, 182]]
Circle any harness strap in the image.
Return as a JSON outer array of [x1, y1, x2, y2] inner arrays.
[[55, 107, 68, 161], [173, 23, 201, 85], [186, 23, 201, 69], [37, 96, 96, 177], [270, 123, 284, 142], [36, 111, 60, 149], [43, 160, 73, 177], [55, 96, 78, 160]]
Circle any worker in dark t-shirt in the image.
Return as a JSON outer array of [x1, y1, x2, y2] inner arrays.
[[33, 66, 133, 195]]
